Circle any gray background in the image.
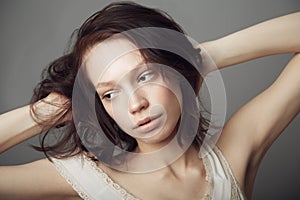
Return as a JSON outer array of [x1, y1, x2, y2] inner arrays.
[[0, 0, 299, 199]]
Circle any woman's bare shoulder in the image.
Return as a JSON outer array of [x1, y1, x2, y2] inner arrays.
[[0, 158, 80, 200]]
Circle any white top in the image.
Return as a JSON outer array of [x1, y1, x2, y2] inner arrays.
[[51, 146, 246, 200]]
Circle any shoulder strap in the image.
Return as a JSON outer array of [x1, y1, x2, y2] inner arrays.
[[213, 147, 247, 200], [51, 155, 122, 200], [205, 147, 232, 200]]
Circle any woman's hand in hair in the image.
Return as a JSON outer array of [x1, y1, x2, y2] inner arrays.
[[31, 92, 72, 126]]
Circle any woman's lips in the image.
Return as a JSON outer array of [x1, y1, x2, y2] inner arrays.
[[133, 114, 162, 133], [137, 117, 152, 127]]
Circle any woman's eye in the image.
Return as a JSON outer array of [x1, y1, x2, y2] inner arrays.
[[102, 91, 118, 100], [138, 71, 155, 83]]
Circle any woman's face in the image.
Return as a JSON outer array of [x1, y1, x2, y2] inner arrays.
[[85, 38, 182, 151]]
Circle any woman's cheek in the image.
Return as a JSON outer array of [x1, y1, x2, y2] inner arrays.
[[102, 102, 115, 120]]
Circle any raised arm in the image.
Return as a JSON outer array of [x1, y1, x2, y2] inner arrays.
[[199, 12, 300, 71], [0, 105, 42, 153], [0, 93, 70, 153], [0, 93, 77, 199], [201, 12, 300, 199]]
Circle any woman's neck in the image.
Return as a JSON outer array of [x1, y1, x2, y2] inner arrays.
[[134, 142, 201, 178], [163, 144, 200, 177]]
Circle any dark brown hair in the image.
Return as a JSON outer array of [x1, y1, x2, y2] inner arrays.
[[30, 1, 210, 160]]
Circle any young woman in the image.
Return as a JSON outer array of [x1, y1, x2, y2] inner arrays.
[[0, 2, 299, 200]]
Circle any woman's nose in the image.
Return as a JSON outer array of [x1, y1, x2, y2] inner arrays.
[[128, 91, 149, 114]]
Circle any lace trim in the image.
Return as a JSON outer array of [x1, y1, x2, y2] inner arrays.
[[51, 157, 93, 200], [202, 156, 214, 200], [83, 155, 139, 200], [84, 154, 213, 200], [52, 149, 245, 200], [214, 147, 247, 200]]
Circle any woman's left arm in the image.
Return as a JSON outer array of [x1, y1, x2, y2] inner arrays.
[[199, 12, 300, 197], [217, 52, 300, 198], [198, 12, 300, 72]]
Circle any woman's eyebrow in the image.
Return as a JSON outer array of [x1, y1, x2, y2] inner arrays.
[[96, 81, 116, 89], [96, 62, 147, 89]]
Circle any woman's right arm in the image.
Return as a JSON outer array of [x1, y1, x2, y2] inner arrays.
[[0, 93, 78, 199], [0, 93, 70, 153], [0, 104, 42, 153]]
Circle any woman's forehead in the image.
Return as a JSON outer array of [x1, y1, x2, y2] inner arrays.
[[97, 51, 144, 86], [84, 37, 143, 87]]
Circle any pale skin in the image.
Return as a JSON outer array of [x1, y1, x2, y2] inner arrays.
[[0, 12, 300, 200]]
